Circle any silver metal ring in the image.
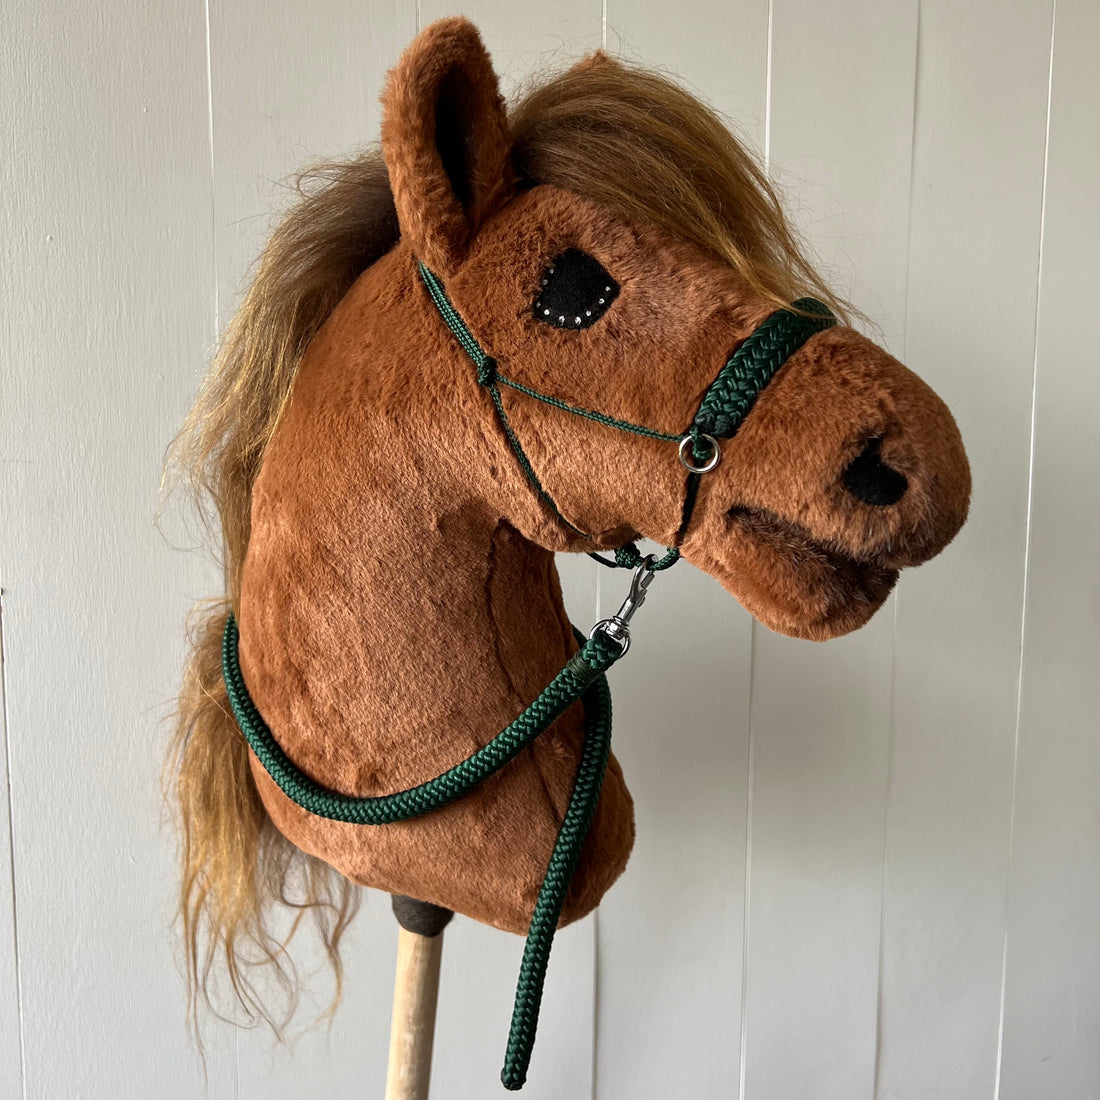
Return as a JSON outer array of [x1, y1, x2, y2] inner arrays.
[[591, 618, 631, 657], [678, 433, 721, 474]]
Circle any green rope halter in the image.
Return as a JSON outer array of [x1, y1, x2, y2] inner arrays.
[[417, 261, 835, 552]]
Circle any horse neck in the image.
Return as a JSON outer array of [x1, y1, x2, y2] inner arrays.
[[239, 245, 578, 784]]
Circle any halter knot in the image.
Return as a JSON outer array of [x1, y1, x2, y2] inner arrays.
[[477, 356, 498, 386], [590, 541, 681, 571]]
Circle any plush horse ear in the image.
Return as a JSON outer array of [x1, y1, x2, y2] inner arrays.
[[381, 18, 513, 277]]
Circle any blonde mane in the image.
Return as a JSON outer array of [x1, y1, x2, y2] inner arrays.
[[511, 55, 849, 319], [169, 55, 843, 1034]]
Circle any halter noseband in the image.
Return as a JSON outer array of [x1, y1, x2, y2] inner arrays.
[[418, 261, 835, 565]]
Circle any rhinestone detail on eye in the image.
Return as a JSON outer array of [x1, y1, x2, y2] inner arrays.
[[531, 249, 619, 331]]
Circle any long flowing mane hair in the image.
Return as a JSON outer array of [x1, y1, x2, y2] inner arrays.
[[168, 55, 848, 1034]]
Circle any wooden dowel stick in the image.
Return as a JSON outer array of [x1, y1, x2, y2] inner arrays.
[[384, 924, 445, 1100]]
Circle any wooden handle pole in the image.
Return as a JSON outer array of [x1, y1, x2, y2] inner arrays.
[[384, 893, 453, 1100], [384, 926, 444, 1100]]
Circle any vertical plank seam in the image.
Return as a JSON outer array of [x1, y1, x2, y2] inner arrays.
[[872, 599, 902, 1100], [738, 11, 772, 1091], [873, 4, 922, 1095], [991, 4, 1057, 1096], [736, 621, 758, 1100], [0, 586, 28, 1100]]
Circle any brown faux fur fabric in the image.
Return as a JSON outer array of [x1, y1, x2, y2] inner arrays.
[[234, 17, 969, 932], [239, 244, 636, 932]]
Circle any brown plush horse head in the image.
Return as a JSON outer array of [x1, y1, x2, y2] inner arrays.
[[171, 13, 969, 1075]]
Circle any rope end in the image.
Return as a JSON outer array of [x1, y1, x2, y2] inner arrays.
[[500, 1068, 526, 1091]]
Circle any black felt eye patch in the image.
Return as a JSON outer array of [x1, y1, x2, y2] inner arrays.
[[533, 249, 619, 329]]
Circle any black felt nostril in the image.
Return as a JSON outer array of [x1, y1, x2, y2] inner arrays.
[[842, 438, 908, 506]]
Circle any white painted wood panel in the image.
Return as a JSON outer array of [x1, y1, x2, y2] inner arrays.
[[998, 1, 1100, 1096], [210, 0, 415, 322], [876, 2, 1056, 1097], [593, 7, 768, 1097], [740, 4, 918, 1098], [0, 1, 230, 1097], [596, 567, 755, 1099], [0, 597, 22, 1098]]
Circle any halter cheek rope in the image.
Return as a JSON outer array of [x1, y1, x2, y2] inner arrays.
[[222, 263, 835, 1092]]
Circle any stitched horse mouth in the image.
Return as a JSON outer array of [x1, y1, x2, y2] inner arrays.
[[719, 504, 899, 640]]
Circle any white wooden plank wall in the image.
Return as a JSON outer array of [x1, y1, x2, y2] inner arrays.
[[1, 1, 1095, 1097], [738, 5, 916, 1098], [998, 2, 1100, 1096], [877, 3, 1056, 1098], [1, 2, 229, 1097]]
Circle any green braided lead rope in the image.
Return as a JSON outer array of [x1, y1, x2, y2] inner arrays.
[[501, 645, 613, 1089], [222, 615, 621, 1089], [222, 615, 619, 824]]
